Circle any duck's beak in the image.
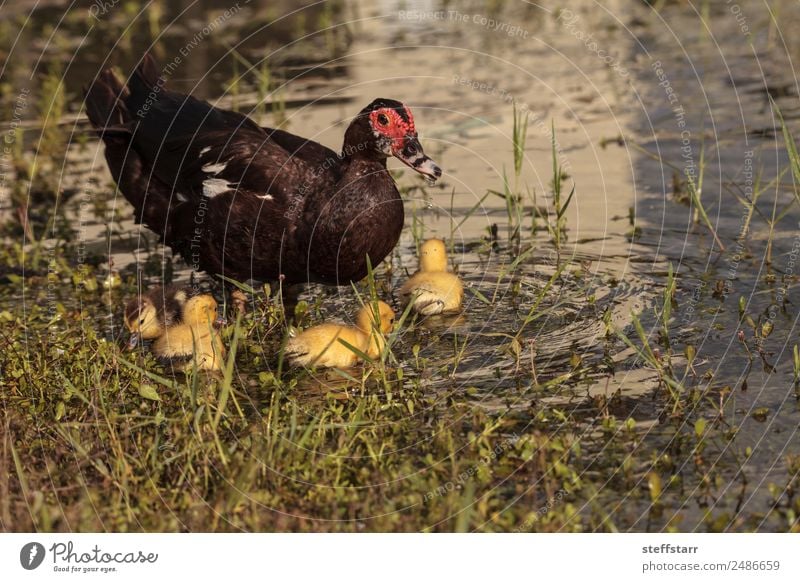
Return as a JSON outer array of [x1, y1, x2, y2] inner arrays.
[[127, 333, 141, 350], [392, 136, 442, 181]]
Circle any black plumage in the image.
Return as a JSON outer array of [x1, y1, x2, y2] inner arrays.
[[84, 54, 441, 286]]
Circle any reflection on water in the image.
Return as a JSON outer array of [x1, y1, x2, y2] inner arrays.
[[2, 0, 800, 530]]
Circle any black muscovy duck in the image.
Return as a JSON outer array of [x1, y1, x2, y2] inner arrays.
[[84, 54, 441, 286]]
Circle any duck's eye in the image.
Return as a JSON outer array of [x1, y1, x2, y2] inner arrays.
[[139, 317, 146, 324], [377, 113, 389, 126]]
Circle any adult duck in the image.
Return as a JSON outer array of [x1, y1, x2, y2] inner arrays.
[[84, 54, 441, 286]]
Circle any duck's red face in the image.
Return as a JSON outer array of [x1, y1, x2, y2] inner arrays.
[[368, 106, 441, 181]]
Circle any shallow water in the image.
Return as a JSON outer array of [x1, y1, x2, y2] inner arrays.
[[2, 0, 799, 531]]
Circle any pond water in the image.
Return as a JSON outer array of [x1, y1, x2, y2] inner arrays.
[[1, 0, 799, 531]]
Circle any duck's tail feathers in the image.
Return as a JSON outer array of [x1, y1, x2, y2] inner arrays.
[[283, 339, 309, 367], [84, 55, 181, 249], [409, 290, 446, 316], [125, 52, 165, 116], [136, 52, 162, 88], [84, 68, 133, 139]]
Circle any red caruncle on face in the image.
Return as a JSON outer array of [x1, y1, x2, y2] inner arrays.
[[370, 107, 417, 151]]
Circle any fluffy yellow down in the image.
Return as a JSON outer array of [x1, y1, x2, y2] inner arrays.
[[399, 239, 463, 315], [286, 301, 395, 368], [153, 294, 225, 372]]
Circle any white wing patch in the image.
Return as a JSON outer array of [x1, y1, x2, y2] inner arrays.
[[202, 161, 227, 174], [202, 178, 233, 198], [199, 156, 271, 201], [200, 146, 212, 155]]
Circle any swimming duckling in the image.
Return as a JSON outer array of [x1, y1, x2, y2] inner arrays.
[[124, 286, 189, 348], [153, 294, 226, 372], [399, 239, 463, 315], [285, 300, 395, 368]]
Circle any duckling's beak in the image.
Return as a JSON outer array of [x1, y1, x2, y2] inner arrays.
[[214, 315, 227, 328], [392, 136, 441, 181], [127, 332, 141, 350]]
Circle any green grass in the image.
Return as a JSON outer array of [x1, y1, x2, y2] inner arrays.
[[2, 218, 798, 532], [0, 288, 583, 531], [1, 47, 800, 533]]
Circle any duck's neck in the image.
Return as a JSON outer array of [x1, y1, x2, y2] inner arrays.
[[340, 140, 387, 169], [339, 153, 388, 182]]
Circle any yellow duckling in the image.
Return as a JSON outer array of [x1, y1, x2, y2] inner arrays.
[[285, 300, 395, 368], [124, 285, 189, 348], [399, 239, 463, 315], [153, 294, 226, 372]]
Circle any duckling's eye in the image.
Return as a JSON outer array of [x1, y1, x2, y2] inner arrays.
[[377, 113, 389, 126], [139, 317, 146, 324]]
